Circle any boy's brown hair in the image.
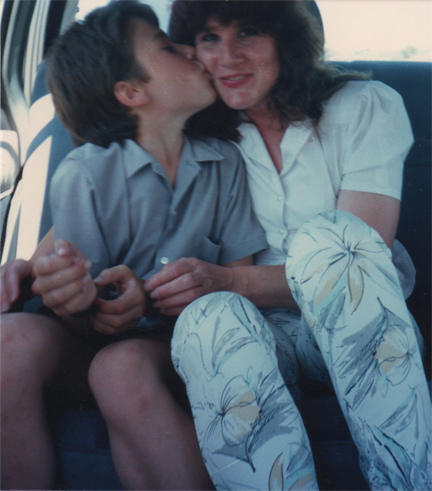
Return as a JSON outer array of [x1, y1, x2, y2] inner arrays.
[[47, 0, 158, 148]]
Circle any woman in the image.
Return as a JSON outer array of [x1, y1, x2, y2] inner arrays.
[[143, 1, 432, 489]]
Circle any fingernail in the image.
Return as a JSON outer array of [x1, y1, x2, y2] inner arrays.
[[84, 260, 92, 272], [94, 276, 102, 284], [57, 247, 69, 256], [150, 290, 158, 299]]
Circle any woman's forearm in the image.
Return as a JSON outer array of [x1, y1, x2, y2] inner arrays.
[[229, 264, 298, 309]]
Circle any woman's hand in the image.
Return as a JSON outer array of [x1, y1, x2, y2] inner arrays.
[[92, 265, 147, 335], [0, 259, 34, 312], [32, 239, 96, 317], [145, 257, 251, 316]]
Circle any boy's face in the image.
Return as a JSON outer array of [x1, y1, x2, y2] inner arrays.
[[131, 20, 216, 116]]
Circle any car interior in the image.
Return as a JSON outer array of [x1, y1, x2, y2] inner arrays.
[[1, 0, 430, 489]]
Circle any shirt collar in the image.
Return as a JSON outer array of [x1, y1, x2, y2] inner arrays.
[[122, 137, 224, 179], [186, 136, 225, 164], [123, 139, 157, 179], [238, 120, 314, 173]]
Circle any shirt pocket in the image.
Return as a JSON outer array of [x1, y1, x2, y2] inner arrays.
[[191, 234, 221, 264]]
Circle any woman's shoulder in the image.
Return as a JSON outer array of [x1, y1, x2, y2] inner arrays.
[[324, 80, 405, 118]]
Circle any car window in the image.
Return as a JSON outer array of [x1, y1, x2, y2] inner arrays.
[[76, 0, 172, 30], [77, 0, 431, 62], [318, 0, 431, 62]]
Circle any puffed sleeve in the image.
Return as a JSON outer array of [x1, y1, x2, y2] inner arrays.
[[50, 155, 111, 278], [216, 142, 268, 264], [333, 81, 414, 200]]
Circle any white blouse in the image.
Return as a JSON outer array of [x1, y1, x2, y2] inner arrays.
[[236, 80, 414, 268]]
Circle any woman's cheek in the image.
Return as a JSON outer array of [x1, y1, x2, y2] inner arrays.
[[196, 49, 215, 72]]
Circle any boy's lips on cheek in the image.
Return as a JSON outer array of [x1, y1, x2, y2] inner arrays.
[[219, 74, 252, 89]]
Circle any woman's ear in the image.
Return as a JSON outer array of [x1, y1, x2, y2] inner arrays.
[[114, 80, 149, 108]]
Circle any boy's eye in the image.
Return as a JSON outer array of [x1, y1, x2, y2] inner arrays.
[[163, 44, 177, 53]]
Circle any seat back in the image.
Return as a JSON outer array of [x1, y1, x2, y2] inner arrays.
[[1, 61, 73, 264], [335, 61, 431, 377]]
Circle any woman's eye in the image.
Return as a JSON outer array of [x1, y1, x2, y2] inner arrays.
[[239, 27, 260, 38], [196, 32, 219, 44]]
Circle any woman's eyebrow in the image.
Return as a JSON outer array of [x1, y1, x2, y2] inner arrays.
[[200, 21, 220, 32]]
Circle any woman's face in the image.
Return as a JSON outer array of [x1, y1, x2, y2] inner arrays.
[[195, 19, 280, 114]]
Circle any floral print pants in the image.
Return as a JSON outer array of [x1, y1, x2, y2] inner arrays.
[[171, 211, 431, 490]]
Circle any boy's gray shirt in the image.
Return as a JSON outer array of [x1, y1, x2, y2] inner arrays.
[[50, 136, 268, 279]]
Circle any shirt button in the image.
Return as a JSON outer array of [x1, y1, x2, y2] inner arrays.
[[279, 229, 285, 236], [277, 195, 283, 202], [160, 257, 169, 265]]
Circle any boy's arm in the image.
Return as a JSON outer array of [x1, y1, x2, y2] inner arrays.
[[32, 242, 147, 336], [91, 266, 147, 335], [32, 238, 98, 333]]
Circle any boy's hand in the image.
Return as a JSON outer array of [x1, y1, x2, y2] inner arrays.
[[32, 239, 96, 317], [0, 259, 34, 313], [92, 265, 147, 335], [145, 258, 232, 316]]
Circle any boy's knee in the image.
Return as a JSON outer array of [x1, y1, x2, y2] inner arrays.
[[1, 313, 66, 396], [89, 341, 136, 389], [1, 313, 59, 369], [89, 339, 165, 410]]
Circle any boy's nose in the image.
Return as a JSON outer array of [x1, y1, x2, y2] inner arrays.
[[176, 43, 195, 59]]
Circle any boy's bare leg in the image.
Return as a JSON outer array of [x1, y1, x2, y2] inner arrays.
[[89, 333, 214, 490], [1, 312, 92, 490]]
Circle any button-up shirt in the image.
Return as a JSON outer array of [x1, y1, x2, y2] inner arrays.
[[237, 81, 414, 265], [51, 136, 267, 279]]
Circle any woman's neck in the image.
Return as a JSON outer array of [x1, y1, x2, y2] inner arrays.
[[246, 104, 287, 174]]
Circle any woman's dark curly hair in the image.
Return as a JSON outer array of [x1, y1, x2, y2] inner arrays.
[[46, 1, 158, 148], [169, 0, 367, 142]]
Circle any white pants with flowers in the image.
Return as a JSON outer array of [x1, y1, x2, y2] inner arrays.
[[171, 211, 431, 491]]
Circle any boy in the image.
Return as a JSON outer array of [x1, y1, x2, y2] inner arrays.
[[1, 2, 267, 489]]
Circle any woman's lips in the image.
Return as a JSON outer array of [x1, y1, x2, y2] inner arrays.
[[219, 73, 252, 89]]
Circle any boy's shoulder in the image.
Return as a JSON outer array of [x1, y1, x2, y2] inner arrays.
[[65, 140, 124, 164], [58, 139, 143, 177]]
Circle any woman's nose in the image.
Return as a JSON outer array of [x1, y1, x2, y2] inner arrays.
[[176, 43, 195, 59], [218, 39, 241, 65]]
